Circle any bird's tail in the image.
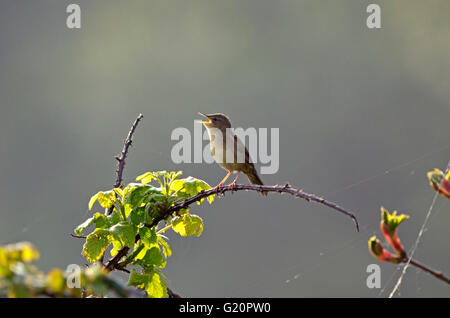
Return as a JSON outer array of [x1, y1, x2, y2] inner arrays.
[[245, 169, 268, 196]]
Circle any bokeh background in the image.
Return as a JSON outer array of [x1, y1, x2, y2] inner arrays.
[[1, 0, 449, 297]]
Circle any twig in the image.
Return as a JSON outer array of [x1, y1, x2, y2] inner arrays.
[[404, 257, 450, 285], [101, 114, 143, 265], [104, 238, 137, 272], [167, 287, 182, 298], [107, 113, 144, 215], [101, 276, 146, 298]]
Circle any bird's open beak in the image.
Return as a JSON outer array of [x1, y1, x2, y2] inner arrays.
[[198, 112, 212, 126]]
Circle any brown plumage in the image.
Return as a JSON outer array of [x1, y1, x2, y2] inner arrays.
[[199, 112, 267, 195]]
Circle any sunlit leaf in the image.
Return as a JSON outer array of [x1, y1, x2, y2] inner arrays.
[[171, 177, 213, 204], [46, 269, 66, 294], [137, 247, 166, 268], [88, 193, 99, 210], [93, 213, 108, 229], [157, 236, 172, 258], [128, 268, 147, 288], [172, 214, 204, 237], [125, 185, 164, 208], [127, 268, 167, 298], [3, 242, 40, 263], [110, 240, 122, 257], [130, 207, 148, 226], [113, 188, 124, 198], [82, 230, 111, 262], [109, 222, 137, 248], [139, 227, 157, 248], [97, 191, 116, 209], [106, 211, 121, 227], [144, 269, 167, 298], [136, 172, 157, 185], [20, 243, 40, 263], [74, 217, 94, 236]]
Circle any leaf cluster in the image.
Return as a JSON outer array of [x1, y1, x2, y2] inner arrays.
[[0, 242, 132, 298], [75, 171, 213, 297]]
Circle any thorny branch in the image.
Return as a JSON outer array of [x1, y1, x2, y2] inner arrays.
[[107, 113, 144, 216], [150, 183, 359, 230], [105, 183, 359, 273], [100, 114, 144, 264]]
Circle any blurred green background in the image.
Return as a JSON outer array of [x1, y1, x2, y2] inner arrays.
[[1, 0, 449, 297]]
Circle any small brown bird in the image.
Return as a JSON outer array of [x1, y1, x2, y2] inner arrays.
[[199, 112, 267, 195]]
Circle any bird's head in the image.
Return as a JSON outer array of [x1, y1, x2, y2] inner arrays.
[[198, 113, 232, 129]]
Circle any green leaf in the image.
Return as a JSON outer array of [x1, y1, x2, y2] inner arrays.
[[46, 269, 66, 294], [157, 236, 172, 258], [74, 217, 94, 236], [136, 172, 158, 185], [169, 171, 182, 181], [139, 227, 157, 248], [381, 207, 409, 235], [88, 193, 99, 210], [97, 190, 116, 209], [127, 268, 167, 298], [123, 183, 139, 197], [144, 270, 167, 298], [128, 268, 147, 287], [113, 187, 124, 198], [109, 222, 137, 248], [138, 246, 166, 268], [93, 213, 108, 228], [171, 177, 214, 204], [106, 211, 121, 227], [172, 214, 204, 237], [123, 204, 132, 219], [110, 239, 122, 256], [130, 207, 148, 226], [125, 185, 163, 208], [82, 230, 111, 262], [18, 242, 40, 263], [75, 211, 119, 235], [89, 190, 116, 210]]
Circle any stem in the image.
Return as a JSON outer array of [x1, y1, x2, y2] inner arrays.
[[156, 224, 173, 235], [117, 244, 145, 269], [404, 257, 450, 285]]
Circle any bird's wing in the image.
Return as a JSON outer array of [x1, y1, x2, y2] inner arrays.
[[233, 133, 252, 164]]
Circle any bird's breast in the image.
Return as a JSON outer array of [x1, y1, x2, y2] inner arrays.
[[207, 128, 246, 166]]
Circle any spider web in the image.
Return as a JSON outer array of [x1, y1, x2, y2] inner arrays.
[[232, 143, 450, 296], [385, 159, 450, 298]]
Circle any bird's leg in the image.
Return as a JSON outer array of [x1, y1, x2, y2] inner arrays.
[[213, 171, 232, 194], [227, 171, 240, 192]]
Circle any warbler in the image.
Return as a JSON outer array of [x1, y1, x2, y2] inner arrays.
[[199, 112, 267, 195]]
